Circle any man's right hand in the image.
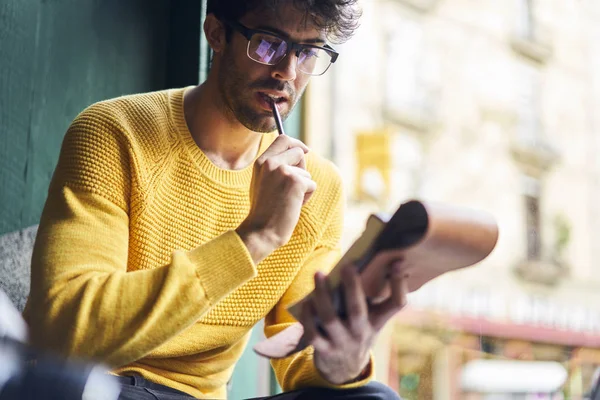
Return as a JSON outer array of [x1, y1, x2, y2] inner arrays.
[[236, 135, 317, 264]]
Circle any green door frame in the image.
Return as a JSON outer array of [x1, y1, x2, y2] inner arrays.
[[199, 0, 211, 84]]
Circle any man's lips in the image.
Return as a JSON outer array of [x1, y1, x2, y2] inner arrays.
[[256, 92, 289, 112], [257, 91, 289, 104]]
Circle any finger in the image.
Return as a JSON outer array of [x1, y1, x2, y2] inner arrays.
[[258, 135, 309, 161], [312, 272, 349, 341], [297, 151, 306, 171], [299, 299, 330, 353], [301, 176, 317, 195], [269, 147, 306, 168], [303, 190, 314, 205], [288, 170, 317, 196], [359, 251, 405, 302], [299, 301, 317, 343], [341, 265, 369, 337], [370, 263, 408, 331], [368, 250, 406, 272], [287, 166, 311, 179], [252, 323, 307, 359]]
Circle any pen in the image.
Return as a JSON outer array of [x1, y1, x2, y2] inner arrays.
[[271, 101, 286, 136]]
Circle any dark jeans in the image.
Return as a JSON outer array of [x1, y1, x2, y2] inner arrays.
[[116, 375, 401, 400]]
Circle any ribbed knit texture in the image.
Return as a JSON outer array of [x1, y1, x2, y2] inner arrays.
[[23, 88, 372, 398]]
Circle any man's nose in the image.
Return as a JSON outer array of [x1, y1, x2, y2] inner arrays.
[[271, 52, 297, 82]]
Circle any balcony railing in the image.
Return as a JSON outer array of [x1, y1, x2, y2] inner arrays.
[[510, 20, 553, 63], [384, 90, 440, 133], [510, 126, 559, 177], [513, 258, 568, 286]]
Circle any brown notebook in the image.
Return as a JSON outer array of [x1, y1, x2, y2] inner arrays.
[[254, 200, 499, 359]]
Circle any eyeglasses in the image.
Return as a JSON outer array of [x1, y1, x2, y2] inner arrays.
[[224, 20, 339, 76]]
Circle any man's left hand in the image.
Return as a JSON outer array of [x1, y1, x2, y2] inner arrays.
[[299, 259, 408, 385]]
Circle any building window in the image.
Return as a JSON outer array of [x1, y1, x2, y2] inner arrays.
[[516, 63, 542, 145], [518, 0, 535, 40], [511, 0, 553, 62], [385, 18, 424, 113], [509, 62, 557, 176], [522, 175, 542, 260], [384, 17, 440, 126]]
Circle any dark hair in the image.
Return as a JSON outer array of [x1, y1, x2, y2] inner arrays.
[[206, 0, 362, 44]]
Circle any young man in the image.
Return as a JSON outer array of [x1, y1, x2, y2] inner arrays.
[[24, 1, 406, 398]]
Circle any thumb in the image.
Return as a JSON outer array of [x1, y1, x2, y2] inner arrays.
[[253, 323, 308, 359]]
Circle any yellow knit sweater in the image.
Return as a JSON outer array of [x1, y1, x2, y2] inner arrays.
[[23, 87, 372, 398]]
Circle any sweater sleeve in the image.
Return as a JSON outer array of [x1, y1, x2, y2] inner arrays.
[[263, 176, 375, 391], [23, 107, 257, 368]]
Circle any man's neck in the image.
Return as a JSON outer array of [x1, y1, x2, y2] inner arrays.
[[183, 79, 263, 171]]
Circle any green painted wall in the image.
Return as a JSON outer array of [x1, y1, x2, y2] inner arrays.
[[0, 0, 38, 236], [0, 0, 171, 235]]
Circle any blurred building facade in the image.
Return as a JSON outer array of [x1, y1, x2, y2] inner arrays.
[[304, 0, 600, 398]]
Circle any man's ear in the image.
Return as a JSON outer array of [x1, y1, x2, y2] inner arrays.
[[204, 14, 227, 53]]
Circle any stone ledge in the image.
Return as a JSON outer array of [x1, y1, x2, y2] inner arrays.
[[0, 225, 38, 312]]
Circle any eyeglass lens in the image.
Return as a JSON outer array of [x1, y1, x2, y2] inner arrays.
[[247, 33, 332, 75]]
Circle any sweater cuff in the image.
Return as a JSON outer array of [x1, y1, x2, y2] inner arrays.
[[187, 230, 257, 305], [293, 347, 375, 390]]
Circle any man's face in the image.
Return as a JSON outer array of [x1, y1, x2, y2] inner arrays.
[[216, 5, 327, 133]]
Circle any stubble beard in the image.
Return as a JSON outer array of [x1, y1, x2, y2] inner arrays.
[[217, 49, 301, 133]]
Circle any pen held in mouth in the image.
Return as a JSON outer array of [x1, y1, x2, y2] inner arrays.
[[271, 101, 286, 136]]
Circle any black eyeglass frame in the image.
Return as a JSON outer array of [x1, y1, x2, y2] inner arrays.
[[223, 20, 339, 76]]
